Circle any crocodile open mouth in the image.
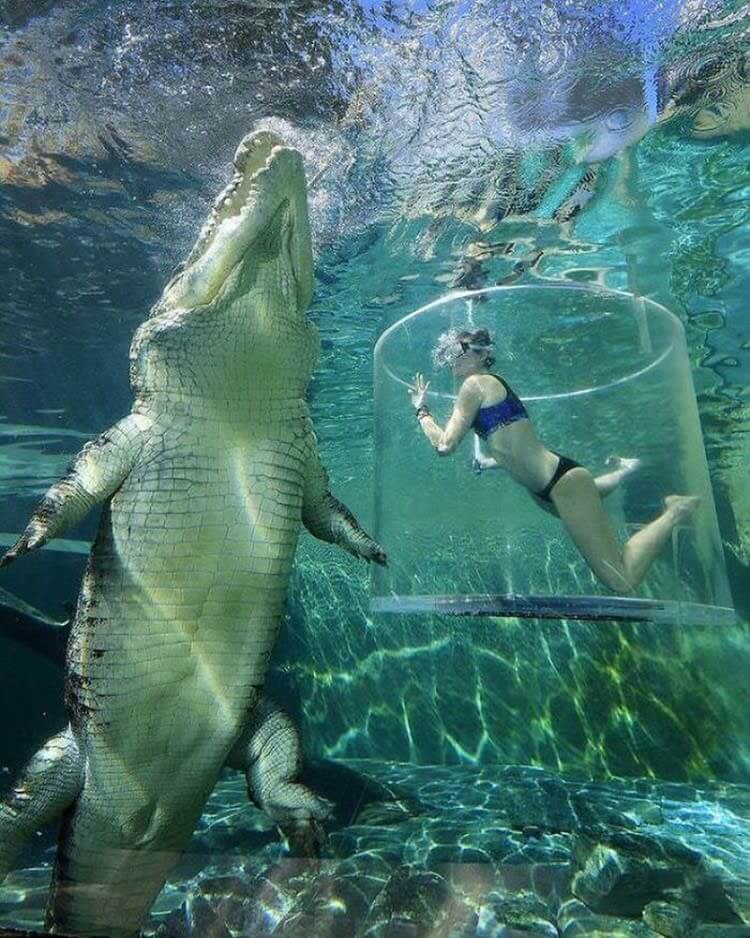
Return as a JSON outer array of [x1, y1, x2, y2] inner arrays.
[[189, 130, 286, 265], [158, 128, 309, 313]]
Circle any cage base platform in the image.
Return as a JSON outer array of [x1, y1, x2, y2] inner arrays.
[[371, 593, 736, 625]]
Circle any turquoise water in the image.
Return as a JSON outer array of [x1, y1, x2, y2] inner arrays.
[[1, 1, 750, 934]]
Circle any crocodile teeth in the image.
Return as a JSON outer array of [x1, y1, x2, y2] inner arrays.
[[183, 134, 285, 269], [233, 130, 284, 176]]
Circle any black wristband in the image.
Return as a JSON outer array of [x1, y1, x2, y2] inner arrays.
[[415, 405, 430, 420]]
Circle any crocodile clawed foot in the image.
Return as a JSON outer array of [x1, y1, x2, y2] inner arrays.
[[0, 527, 44, 568], [263, 780, 333, 859], [281, 816, 328, 858], [357, 537, 388, 566]]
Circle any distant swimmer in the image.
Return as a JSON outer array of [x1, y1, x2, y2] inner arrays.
[[408, 327, 700, 594]]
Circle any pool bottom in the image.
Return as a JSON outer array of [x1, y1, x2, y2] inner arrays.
[[2, 759, 749, 936], [371, 593, 737, 625]]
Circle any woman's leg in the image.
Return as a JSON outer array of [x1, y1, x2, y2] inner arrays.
[[549, 467, 700, 592], [621, 495, 701, 585], [476, 452, 638, 485], [523, 455, 641, 519], [477, 453, 640, 493], [594, 456, 641, 498]]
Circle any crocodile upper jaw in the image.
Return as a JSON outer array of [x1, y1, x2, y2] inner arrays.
[[158, 130, 313, 314]]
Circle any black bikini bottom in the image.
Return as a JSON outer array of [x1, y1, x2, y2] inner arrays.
[[535, 452, 580, 502]]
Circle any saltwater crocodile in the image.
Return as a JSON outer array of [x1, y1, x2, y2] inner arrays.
[[0, 129, 386, 937]]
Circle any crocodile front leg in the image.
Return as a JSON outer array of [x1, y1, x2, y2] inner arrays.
[[227, 699, 333, 857], [0, 414, 151, 568], [0, 413, 152, 926], [302, 433, 387, 565]]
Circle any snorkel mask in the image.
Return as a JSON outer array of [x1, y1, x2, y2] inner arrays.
[[431, 328, 493, 369]]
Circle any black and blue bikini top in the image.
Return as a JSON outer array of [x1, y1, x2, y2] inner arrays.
[[472, 374, 529, 439]]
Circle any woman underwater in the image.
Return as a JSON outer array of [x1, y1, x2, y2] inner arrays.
[[409, 327, 700, 594]]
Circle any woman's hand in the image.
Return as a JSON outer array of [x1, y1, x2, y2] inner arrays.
[[408, 373, 430, 409]]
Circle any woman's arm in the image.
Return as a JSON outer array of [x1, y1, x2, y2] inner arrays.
[[416, 378, 483, 456]]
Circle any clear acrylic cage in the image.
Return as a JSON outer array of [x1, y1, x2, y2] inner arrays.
[[370, 284, 735, 625]]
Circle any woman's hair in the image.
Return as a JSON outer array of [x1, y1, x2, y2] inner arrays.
[[431, 326, 496, 369], [457, 328, 495, 367]]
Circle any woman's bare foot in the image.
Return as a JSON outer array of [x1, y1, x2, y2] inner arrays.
[[605, 455, 642, 477], [664, 494, 701, 522], [472, 455, 498, 475], [595, 456, 642, 498]]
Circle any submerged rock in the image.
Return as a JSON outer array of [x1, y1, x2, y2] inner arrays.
[[692, 928, 750, 938], [642, 900, 696, 937], [557, 898, 662, 937], [727, 882, 750, 924], [571, 829, 750, 927], [572, 842, 687, 916], [477, 890, 559, 937], [271, 867, 380, 938], [4, 761, 750, 938], [363, 867, 452, 933], [682, 862, 749, 925]]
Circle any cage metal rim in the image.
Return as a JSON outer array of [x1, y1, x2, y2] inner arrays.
[[374, 282, 682, 402]]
